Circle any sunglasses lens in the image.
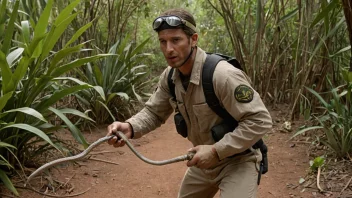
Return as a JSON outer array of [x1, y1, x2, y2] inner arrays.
[[153, 16, 184, 30], [165, 16, 182, 26], [153, 18, 164, 30]]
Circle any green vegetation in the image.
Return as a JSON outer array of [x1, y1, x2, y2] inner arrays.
[[310, 156, 325, 172], [293, 69, 352, 158], [75, 37, 152, 125]]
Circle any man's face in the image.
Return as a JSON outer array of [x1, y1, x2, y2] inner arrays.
[[158, 28, 194, 68]]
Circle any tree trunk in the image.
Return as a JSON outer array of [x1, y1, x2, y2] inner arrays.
[[341, 0, 352, 71]]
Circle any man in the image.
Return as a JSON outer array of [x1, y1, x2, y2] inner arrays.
[[106, 8, 272, 198]]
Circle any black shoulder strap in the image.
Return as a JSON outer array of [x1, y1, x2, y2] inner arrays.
[[213, 53, 242, 71], [203, 54, 266, 157], [168, 68, 176, 101], [202, 54, 237, 123]]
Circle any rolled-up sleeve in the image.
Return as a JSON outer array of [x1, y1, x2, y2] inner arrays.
[[126, 68, 174, 138], [213, 63, 272, 160]]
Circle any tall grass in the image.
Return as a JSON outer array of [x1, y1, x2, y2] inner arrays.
[[0, 0, 109, 194], [293, 69, 352, 158], [205, 0, 349, 119], [75, 37, 153, 125]]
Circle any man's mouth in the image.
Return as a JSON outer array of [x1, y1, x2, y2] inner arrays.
[[168, 56, 177, 61]]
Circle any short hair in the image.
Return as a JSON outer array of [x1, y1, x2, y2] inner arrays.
[[158, 8, 196, 36]]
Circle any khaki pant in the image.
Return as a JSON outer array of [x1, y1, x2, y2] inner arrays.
[[178, 151, 261, 198]]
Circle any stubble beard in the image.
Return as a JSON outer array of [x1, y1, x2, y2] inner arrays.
[[170, 60, 185, 69], [169, 48, 193, 69]]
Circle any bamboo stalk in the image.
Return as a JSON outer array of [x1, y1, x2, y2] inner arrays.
[[341, 0, 352, 71]]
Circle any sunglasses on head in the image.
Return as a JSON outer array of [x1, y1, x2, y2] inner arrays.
[[152, 15, 196, 32]]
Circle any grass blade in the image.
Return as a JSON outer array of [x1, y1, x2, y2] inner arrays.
[[50, 54, 113, 77], [54, 77, 106, 101], [48, 107, 89, 148], [310, 0, 339, 28], [3, 107, 47, 122], [36, 84, 91, 111], [0, 92, 13, 111], [1, 0, 19, 55], [59, 108, 95, 123], [305, 87, 329, 108], [0, 51, 14, 93], [1, 123, 60, 151], [6, 48, 24, 66], [33, 0, 53, 39], [291, 126, 324, 139], [0, 169, 19, 196], [65, 21, 93, 48]]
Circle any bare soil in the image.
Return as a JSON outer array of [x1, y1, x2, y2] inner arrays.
[[1, 109, 351, 198]]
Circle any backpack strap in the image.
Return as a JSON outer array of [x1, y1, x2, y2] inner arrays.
[[168, 68, 176, 101], [203, 54, 268, 177], [202, 54, 238, 124], [213, 53, 243, 71]]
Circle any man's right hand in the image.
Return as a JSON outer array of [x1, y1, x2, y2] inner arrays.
[[106, 122, 133, 147]]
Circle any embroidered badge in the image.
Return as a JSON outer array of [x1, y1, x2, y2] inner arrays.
[[234, 85, 254, 103]]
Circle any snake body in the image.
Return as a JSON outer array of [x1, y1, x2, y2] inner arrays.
[[26, 131, 194, 185]]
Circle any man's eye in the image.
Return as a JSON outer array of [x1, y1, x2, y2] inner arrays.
[[172, 39, 181, 44]]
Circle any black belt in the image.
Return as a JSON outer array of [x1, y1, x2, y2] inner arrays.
[[229, 149, 252, 158]]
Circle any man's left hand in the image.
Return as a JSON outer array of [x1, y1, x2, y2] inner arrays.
[[187, 145, 220, 169]]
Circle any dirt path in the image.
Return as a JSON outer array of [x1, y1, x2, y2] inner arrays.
[[3, 110, 325, 198]]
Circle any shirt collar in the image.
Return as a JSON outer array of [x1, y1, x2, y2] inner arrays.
[[171, 47, 206, 86]]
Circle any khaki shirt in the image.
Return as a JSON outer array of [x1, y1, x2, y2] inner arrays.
[[127, 47, 272, 161]]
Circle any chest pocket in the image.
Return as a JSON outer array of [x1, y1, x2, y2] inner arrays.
[[192, 103, 219, 133]]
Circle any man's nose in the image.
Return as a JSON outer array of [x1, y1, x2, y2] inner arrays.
[[166, 42, 174, 53]]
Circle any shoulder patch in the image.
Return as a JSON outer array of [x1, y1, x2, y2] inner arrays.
[[234, 84, 254, 103]]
